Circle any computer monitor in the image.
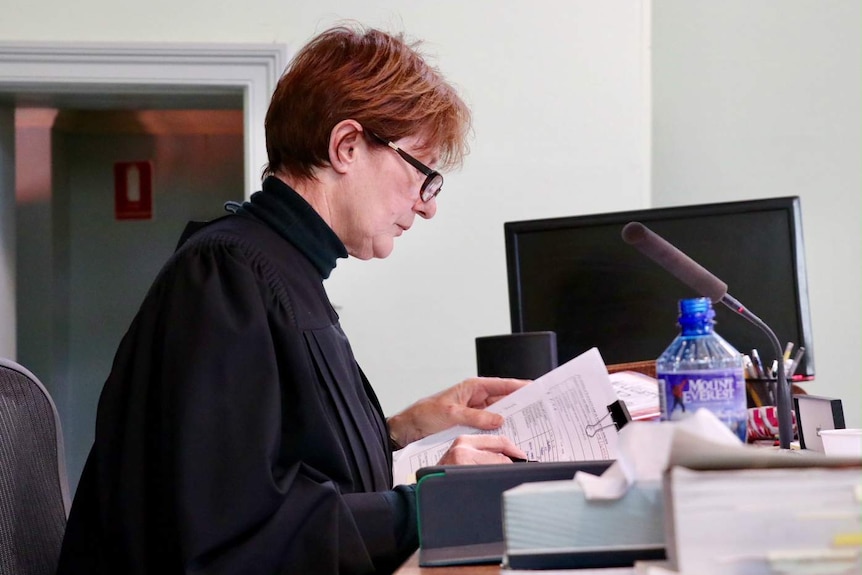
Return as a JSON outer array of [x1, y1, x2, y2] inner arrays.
[[504, 196, 814, 377]]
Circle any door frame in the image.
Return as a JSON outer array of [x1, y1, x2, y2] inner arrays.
[[0, 41, 287, 196]]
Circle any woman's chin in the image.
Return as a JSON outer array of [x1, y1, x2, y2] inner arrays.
[[371, 239, 395, 259]]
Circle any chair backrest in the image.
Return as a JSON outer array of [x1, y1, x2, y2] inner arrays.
[[0, 358, 71, 575]]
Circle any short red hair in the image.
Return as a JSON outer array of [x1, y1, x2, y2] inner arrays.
[[264, 24, 471, 181]]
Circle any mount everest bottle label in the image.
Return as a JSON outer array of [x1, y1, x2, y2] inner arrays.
[[658, 368, 747, 442]]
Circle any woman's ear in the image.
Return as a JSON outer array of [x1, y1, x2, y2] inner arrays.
[[328, 119, 365, 175]]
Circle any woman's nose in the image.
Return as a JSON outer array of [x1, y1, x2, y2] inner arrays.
[[415, 196, 437, 219]]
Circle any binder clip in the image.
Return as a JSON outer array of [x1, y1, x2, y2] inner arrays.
[[584, 399, 632, 437], [608, 399, 632, 431]]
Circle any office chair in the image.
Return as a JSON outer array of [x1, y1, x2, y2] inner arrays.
[[0, 358, 71, 575]]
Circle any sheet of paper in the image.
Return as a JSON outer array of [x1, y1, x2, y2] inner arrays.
[[392, 347, 620, 485], [609, 370, 660, 420]]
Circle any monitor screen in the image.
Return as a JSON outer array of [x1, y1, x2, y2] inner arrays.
[[504, 197, 814, 377]]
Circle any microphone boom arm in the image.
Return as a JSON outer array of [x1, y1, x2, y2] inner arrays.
[[720, 293, 793, 449]]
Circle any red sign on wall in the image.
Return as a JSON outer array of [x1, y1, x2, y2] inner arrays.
[[114, 161, 153, 220]]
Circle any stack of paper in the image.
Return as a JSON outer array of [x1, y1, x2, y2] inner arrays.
[[665, 465, 862, 575]]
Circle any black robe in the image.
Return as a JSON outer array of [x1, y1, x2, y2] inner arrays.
[[57, 177, 418, 575]]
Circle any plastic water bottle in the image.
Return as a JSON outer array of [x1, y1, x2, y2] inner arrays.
[[656, 297, 747, 441]]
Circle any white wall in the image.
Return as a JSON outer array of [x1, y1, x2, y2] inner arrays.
[[4, 1, 857, 431], [653, 0, 861, 426], [3, 1, 855, 435], [0, 0, 655, 415]]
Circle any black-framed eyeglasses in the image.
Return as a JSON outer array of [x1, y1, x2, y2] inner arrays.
[[367, 131, 444, 202]]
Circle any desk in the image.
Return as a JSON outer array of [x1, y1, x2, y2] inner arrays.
[[394, 552, 639, 574]]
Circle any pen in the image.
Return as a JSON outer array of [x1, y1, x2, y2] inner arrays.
[[750, 349, 766, 379], [788, 346, 806, 378], [742, 354, 755, 379], [783, 342, 794, 361]]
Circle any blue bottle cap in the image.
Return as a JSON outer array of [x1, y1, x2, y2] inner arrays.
[[678, 297, 715, 331]]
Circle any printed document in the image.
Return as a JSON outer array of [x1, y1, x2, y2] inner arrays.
[[392, 347, 620, 485], [608, 371, 660, 421]]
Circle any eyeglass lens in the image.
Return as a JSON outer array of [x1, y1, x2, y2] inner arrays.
[[421, 174, 444, 201]]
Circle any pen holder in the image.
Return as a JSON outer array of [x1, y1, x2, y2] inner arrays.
[[746, 377, 809, 409], [746, 377, 806, 443], [746, 378, 777, 408]]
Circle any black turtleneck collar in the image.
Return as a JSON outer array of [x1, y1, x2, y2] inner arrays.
[[230, 176, 348, 279]]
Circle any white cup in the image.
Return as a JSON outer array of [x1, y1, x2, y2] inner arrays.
[[819, 428, 862, 458]]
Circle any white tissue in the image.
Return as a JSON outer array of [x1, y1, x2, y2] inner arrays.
[[575, 408, 743, 500]]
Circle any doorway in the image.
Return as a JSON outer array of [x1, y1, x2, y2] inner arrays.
[[0, 42, 285, 493]]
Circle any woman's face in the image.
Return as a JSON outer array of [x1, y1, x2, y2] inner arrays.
[[338, 133, 439, 260]]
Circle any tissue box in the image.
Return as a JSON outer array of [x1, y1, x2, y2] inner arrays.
[[502, 479, 666, 570]]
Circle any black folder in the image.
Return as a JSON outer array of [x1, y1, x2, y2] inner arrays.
[[415, 460, 613, 567]]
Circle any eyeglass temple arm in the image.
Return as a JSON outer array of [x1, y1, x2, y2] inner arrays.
[[366, 129, 435, 176]]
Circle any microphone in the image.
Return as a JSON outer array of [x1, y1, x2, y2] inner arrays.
[[621, 222, 728, 302], [621, 221, 793, 449]]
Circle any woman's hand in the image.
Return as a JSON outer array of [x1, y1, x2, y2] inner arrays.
[[436, 434, 527, 465], [386, 377, 529, 448]]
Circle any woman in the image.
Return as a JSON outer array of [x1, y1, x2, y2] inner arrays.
[[58, 24, 526, 575]]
